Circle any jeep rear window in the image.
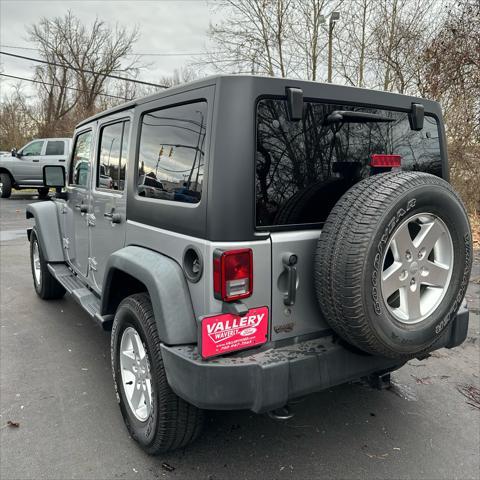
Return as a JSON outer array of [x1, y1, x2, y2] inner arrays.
[[255, 99, 442, 228]]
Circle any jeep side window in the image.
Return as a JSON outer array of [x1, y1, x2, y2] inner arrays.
[[70, 131, 92, 187], [45, 141, 65, 156], [21, 141, 44, 157], [137, 101, 206, 203], [97, 120, 130, 191]]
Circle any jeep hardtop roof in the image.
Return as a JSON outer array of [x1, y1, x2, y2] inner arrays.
[[76, 74, 442, 129]]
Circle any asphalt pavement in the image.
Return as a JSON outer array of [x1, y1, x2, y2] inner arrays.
[[1, 192, 479, 480]]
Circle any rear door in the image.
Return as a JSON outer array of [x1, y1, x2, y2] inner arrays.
[[64, 128, 94, 276], [255, 97, 443, 341], [89, 116, 131, 290], [43, 139, 68, 173]]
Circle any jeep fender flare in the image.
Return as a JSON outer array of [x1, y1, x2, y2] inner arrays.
[[26, 202, 64, 262], [102, 246, 197, 345]]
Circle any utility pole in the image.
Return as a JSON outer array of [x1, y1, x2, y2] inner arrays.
[[327, 11, 340, 83]]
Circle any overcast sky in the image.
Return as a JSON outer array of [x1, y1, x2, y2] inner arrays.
[[0, 0, 221, 98]]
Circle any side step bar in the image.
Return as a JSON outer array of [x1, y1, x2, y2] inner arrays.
[[47, 263, 113, 330]]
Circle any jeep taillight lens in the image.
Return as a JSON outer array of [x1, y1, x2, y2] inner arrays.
[[370, 154, 402, 167], [213, 249, 253, 302]]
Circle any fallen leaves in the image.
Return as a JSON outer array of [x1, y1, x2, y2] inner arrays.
[[0, 420, 20, 430], [456, 384, 480, 409]]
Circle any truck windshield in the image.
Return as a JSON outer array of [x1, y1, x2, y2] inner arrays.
[[255, 99, 442, 228]]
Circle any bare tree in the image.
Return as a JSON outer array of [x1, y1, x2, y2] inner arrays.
[[203, 0, 296, 77], [0, 85, 37, 150], [29, 11, 140, 120], [420, 0, 480, 214], [334, 0, 377, 87], [371, 0, 440, 93]]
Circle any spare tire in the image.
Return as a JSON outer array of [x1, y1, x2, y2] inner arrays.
[[315, 172, 472, 358]]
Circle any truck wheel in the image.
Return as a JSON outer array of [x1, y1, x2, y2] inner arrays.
[[315, 172, 472, 359], [111, 293, 204, 454], [37, 187, 49, 199], [0, 173, 12, 198], [30, 229, 66, 299]]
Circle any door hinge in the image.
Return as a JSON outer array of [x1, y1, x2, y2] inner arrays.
[[87, 213, 96, 227], [88, 257, 98, 272], [62, 237, 70, 249]]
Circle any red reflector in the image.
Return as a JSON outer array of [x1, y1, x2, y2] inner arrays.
[[213, 248, 253, 302], [370, 154, 402, 167], [200, 306, 268, 359]]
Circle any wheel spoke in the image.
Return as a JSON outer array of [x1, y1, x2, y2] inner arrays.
[[414, 219, 445, 253], [131, 382, 143, 409], [391, 223, 414, 259], [422, 261, 450, 288], [382, 261, 404, 298], [120, 351, 136, 374], [402, 285, 422, 319], [127, 332, 142, 360]]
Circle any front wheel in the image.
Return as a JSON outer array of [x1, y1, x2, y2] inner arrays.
[[111, 293, 204, 454], [29, 229, 66, 299], [0, 173, 12, 198]]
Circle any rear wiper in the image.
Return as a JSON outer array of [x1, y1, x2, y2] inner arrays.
[[325, 110, 395, 124]]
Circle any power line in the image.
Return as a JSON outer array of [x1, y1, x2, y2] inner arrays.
[[0, 51, 167, 88], [0, 44, 205, 57], [0, 73, 131, 100]]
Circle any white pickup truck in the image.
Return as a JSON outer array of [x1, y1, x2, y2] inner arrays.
[[0, 137, 71, 198]]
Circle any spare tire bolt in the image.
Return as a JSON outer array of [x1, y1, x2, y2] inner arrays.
[[405, 250, 412, 261], [418, 247, 426, 259]]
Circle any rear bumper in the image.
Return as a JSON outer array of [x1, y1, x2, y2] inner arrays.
[[161, 305, 469, 413]]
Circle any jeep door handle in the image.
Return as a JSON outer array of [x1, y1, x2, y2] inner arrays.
[[75, 204, 88, 213], [33, 159, 39, 162], [282, 253, 298, 306], [104, 212, 122, 224], [59, 159, 66, 162]]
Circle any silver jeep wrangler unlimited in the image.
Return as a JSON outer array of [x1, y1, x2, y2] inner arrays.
[[26, 75, 472, 454]]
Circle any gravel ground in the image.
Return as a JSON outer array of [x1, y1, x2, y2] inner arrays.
[[1, 192, 479, 480]]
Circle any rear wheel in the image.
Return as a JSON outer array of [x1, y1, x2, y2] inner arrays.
[[29, 229, 66, 299], [315, 172, 472, 358], [0, 173, 12, 198], [111, 293, 204, 454]]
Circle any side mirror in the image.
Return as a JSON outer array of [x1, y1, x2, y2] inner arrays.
[[11, 148, 18, 157], [43, 165, 65, 188]]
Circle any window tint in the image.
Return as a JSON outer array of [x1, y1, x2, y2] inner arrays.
[[137, 102, 206, 203], [97, 120, 130, 191], [256, 99, 442, 227], [45, 141, 65, 155], [70, 131, 92, 187], [22, 141, 44, 156]]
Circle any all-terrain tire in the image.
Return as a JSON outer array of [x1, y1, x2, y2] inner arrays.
[[30, 228, 66, 299], [0, 173, 12, 198], [315, 172, 472, 359], [111, 293, 204, 454]]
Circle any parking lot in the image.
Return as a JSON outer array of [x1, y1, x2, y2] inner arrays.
[[0, 192, 479, 480]]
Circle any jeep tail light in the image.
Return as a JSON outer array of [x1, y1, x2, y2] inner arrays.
[[213, 249, 253, 302], [370, 154, 402, 168]]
